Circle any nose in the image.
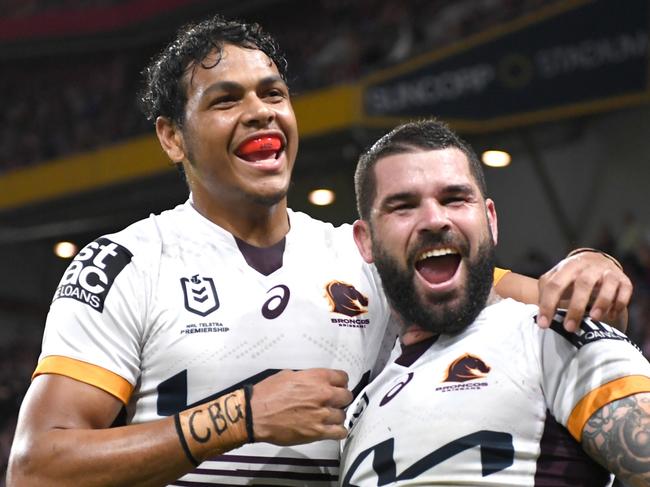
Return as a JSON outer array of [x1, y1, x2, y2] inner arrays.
[[241, 94, 274, 127], [416, 199, 450, 234]]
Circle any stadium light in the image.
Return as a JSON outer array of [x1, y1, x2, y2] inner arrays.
[[481, 150, 511, 168], [54, 241, 78, 259], [308, 188, 336, 206]]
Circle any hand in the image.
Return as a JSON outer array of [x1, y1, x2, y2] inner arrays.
[[250, 369, 353, 445], [536, 250, 632, 332]]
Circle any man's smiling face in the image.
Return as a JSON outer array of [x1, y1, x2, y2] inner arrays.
[[355, 147, 497, 335], [175, 43, 299, 208]]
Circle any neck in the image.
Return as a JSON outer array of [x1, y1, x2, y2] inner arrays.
[[400, 288, 501, 346], [191, 193, 290, 247]]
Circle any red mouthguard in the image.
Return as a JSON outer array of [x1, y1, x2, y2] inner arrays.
[[238, 136, 282, 156]]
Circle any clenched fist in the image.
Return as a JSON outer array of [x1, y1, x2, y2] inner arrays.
[[251, 369, 353, 445]]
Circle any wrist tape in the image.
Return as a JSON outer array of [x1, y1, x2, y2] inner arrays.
[[174, 387, 253, 466]]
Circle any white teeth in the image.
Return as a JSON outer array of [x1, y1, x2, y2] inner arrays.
[[418, 248, 458, 260]]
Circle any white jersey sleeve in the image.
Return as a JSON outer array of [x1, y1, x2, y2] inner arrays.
[[35, 221, 159, 403], [538, 310, 650, 440]]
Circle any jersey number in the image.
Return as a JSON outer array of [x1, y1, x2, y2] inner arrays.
[[342, 430, 514, 486]]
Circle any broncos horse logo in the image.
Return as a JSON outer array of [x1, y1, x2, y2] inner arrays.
[[444, 354, 491, 382], [325, 280, 369, 317]]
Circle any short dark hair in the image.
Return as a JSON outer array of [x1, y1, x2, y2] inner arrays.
[[354, 119, 487, 220], [139, 14, 288, 126]]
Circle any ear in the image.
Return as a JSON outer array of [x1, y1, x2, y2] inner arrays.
[[485, 198, 498, 246], [353, 219, 374, 264], [155, 116, 186, 163]]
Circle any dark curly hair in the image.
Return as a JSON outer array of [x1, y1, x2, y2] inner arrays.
[[139, 15, 288, 127]]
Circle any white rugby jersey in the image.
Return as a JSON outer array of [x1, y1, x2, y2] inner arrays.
[[340, 298, 650, 486], [36, 201, 397, 486]]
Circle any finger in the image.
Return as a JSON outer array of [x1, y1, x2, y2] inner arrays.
[[326, 387, 353, 408], [612, 276, 633, 314], [322, 369, 349, 388], [319, 424, 348, 441], [563, 272, 600, 332], [537, 272, 571, 328], [588, 272, 621, 321], [323, 406, 346, 426]]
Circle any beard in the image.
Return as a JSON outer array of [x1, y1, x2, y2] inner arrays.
[[372, 231, 496, 336], [248, 185, 290, 206]]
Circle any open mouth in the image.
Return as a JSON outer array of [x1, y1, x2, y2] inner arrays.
[[235, 135, 284, 163], [414, 247, 461, 285]]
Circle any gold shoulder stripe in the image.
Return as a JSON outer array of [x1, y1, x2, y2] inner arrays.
[[493, 267, 510, 285], [567, 375, 650, 441], [33, 355, 133, 405]]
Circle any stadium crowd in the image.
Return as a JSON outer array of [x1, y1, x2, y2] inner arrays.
[[0, 0, 556, 172]]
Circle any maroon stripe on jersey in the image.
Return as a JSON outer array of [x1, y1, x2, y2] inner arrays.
[[190, 467, 337, 481], [172, 482, 306, 487], [173, 483, 279, 487], [395, 336, 438, 367], [209, 453, 339, 467], [534, 410, 610, 486], [235, 236, 285, 275]]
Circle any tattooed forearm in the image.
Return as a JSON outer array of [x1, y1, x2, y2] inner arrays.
[[582, 392, 650, 486]]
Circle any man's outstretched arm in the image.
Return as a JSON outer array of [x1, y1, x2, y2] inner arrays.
[[7, 369, 351, 487], [495, 249, 632, 332]]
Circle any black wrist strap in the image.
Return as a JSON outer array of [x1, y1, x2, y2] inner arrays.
[[243, 384, 256, 443], [174, 412, 200, 467]]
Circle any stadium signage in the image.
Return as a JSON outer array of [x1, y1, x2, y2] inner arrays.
[[363, 0, 649, 123]]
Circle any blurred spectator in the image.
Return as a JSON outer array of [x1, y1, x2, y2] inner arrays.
[[0, 0, 129, 18], [618, 211, 644, 261]]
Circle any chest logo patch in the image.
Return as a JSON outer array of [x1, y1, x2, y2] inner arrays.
[[181, 274, 220, 317], [325, 280, 368, 317], [435, 353, 491, 392], [444, 353, 491, 382]]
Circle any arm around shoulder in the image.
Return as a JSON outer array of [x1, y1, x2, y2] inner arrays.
[[494, 249, 632, 333], [493, 270, 539, 304]]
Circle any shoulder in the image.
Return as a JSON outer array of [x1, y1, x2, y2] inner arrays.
[[288, 209, 353, 236], [68, 203, 191, 281], [287, 209, 357, 253], [546, 310, 641, 351], [99, 202, 190, 258], [476, 298, 539, 331]]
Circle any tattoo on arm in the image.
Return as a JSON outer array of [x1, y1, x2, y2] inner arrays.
[[582, 392, 650, 486]]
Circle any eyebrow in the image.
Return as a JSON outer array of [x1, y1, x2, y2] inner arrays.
[[201, 75, 287, 97], [378, 183, 476, 207], [379, 191, 418, 208], [441, 183, 474, 195]]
